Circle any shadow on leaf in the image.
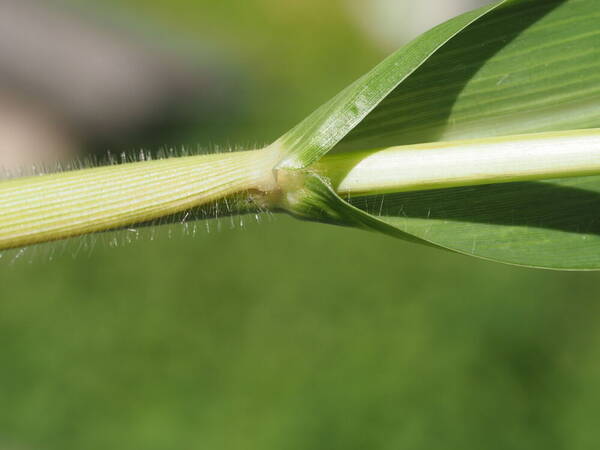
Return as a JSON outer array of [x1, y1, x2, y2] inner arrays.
[[349, 178, 600, 237]]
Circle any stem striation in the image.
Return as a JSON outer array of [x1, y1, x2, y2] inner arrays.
[[0, 148, 280, 250]]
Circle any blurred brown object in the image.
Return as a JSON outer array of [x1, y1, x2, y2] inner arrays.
[[0, 0, 236, 171], [0, 90, 76, 175]]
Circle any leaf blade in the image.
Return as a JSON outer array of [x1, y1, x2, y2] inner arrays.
[[281, 0, 600, 269], [337, 0, 600, 150], [274, 1, 506, 168], [348, 176, 600, 270]]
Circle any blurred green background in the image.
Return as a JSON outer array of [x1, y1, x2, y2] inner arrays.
[[2, 1, 600, 449]]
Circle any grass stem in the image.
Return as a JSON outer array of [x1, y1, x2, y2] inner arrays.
[[0, 148, 279, 250], [315, 129, 600, 196]]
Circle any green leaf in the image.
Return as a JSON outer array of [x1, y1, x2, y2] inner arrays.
[[337, 0, 600, 150], [273, 0, 506, 169], [347, 177, 600, 270], [278, 0, 600, 270]]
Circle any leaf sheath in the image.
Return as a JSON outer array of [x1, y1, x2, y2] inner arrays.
[[0, 149, 279, 250]]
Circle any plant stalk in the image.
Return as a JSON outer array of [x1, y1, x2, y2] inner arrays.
[[2, 129, 600, 251], [314, 129, 600, 196], [0, 149, 280, 250]]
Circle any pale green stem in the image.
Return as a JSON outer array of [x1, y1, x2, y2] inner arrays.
[[0, 149, 280, 250], [314, 129, 600, 196], [2, 128, 600, 251]]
